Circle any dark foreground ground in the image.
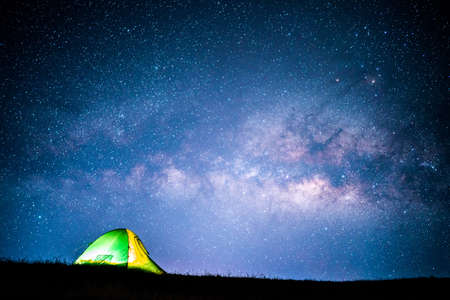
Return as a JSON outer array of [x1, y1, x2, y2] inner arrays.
[[0, 261, 447, 299]]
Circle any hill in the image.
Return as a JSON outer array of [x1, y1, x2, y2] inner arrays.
[[0, 261, 446, 299]]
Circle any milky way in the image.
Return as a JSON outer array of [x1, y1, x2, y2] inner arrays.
[[0, 1, 448, 280]]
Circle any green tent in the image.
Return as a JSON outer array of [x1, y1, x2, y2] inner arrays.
[[74, 228, 165, 274]]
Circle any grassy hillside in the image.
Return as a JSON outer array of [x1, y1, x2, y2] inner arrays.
[[0, 260, 446, 299]]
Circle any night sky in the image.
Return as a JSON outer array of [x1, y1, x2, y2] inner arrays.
[[0, 1, 448, 281]]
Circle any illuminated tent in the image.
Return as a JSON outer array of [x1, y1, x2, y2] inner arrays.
[[74, 228, 165, 274]]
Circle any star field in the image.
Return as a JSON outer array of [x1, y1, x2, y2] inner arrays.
[[0, 1, 448, 280]]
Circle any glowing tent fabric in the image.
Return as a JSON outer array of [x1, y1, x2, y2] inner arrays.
[[74, 228, 165, 274]]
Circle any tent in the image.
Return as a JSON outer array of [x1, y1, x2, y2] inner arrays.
[[74, 228, 165, 274]]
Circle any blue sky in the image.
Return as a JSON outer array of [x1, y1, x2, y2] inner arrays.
[[0, 0, 448, 280]]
